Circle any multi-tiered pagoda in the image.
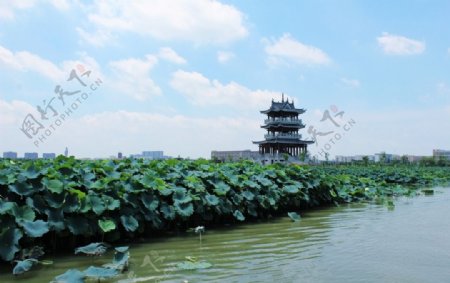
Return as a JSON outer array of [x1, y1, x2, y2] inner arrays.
[[253, 94, 313, 158]]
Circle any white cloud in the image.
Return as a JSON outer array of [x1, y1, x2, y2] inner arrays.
[[170, 70, 278, 110], [0, 44, 64, 81], [78, 0, 248, 46], [341, 78, 360, 88], [0, 45, 103, 83], [217, 51, 235, 63], [377, 32, 425, 55], [0, 98, 261, 158], [264, 33, 331, 66], [109, 55, 161, 101], [158, 47, 186, 64], [0, 0, 70, 20]]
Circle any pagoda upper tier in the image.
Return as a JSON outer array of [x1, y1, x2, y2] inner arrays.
[[260, 98, 306, 116]]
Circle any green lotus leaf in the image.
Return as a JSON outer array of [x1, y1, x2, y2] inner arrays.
[[103, 195, 120, 211], [241, 191, 255, 201], [20, 220, 49, 238], [21, 165, 42, 179], [42, 178, 64, 194], [68, 188, 86, 200], [0, 227, 22, 261], [51, 269, 85, 283], [287, 212, 301, 222], [120, 215, 139, 232], [26, 195, 47, 214], [45, 209, 65, 232], [213, 181, 230, 196], [75, 242, 108, 256], [114, 246, 129, 253], [45, 191, 66, 208], [0, 200, 15, 215], [141, 193, 159, 211], [98, 219, 116, 233], [83, 266, 118, 279], [103, 247, 129, 272], [173, 187, 192, 204], [8, 179, 36, 196], [233, 210, 245, 221], [283, 185, 300, 194], [63, 193, 81, 213], [0, 169, 14, 185], [174, 201, 194, 218], [87, 194, 106, 215], [205, 194, 219, 206], [242, 179, 260, 189], [160, 202, 175, 220], [66, 216, 92, 236], [254, 176, 272, 187], [13, 258, 38, 275], [12, 205, 35, 223], [176, 260, 212, 270]]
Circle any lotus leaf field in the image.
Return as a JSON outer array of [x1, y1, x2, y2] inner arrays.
[[1, 156, 450, 272]]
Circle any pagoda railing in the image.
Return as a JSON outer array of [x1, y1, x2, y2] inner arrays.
[[264, 133, 302, 140], [264, 118, 303, 124]]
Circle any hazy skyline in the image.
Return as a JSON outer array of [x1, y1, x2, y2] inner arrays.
[[1, 1, 449, 158]]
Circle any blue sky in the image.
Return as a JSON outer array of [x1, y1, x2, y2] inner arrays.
[[0, 0, 449, 159]]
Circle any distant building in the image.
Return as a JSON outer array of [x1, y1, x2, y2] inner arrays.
[[374, 152, 401, 163], [142, 151, 164, 159], [3, 151, 17, 159], [118, 152, 123, 159], [42, 153, 56, 159], [211, 150, 260, 162], [64, 147, 68, 157], [335, 155, 375, 163], [24, 152, 38, 159], [433, 149, 450, 160], [130, 151, 167, 160], [406, 155, 426, 163]]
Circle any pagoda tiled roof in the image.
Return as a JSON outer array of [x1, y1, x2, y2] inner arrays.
[[260, 99, 306, 114]]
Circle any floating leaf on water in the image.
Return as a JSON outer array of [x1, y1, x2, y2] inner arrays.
[[51, 269, 85, 283], [75, 242, 108, 256], [13, 259, 38, 275], [176, 261, 212, 270], [83, 266, 119, 279], [287, 212, 301, 222]]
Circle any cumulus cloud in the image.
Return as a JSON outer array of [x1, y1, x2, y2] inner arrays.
[[217, 51, 235, 63], [158, 47, 186, 64], [109, 55, 162, 101], [77, 0, 248, 46], [170, 70, 278, 110], [377, 32, 425, 55], [264, 33, 331, 66], [341, 78, 360, 88], [0, 44, 64, 81], [0, 98, 261, 158], [0, 0, 70, 20]]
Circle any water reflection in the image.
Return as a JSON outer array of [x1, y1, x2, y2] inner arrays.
[[1, 188, 449, 283]]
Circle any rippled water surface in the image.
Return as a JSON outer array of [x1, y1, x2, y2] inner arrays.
[[2, 188, 450, 283]]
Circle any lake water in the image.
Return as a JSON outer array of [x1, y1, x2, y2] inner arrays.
[[2, 187, 450, 283]]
